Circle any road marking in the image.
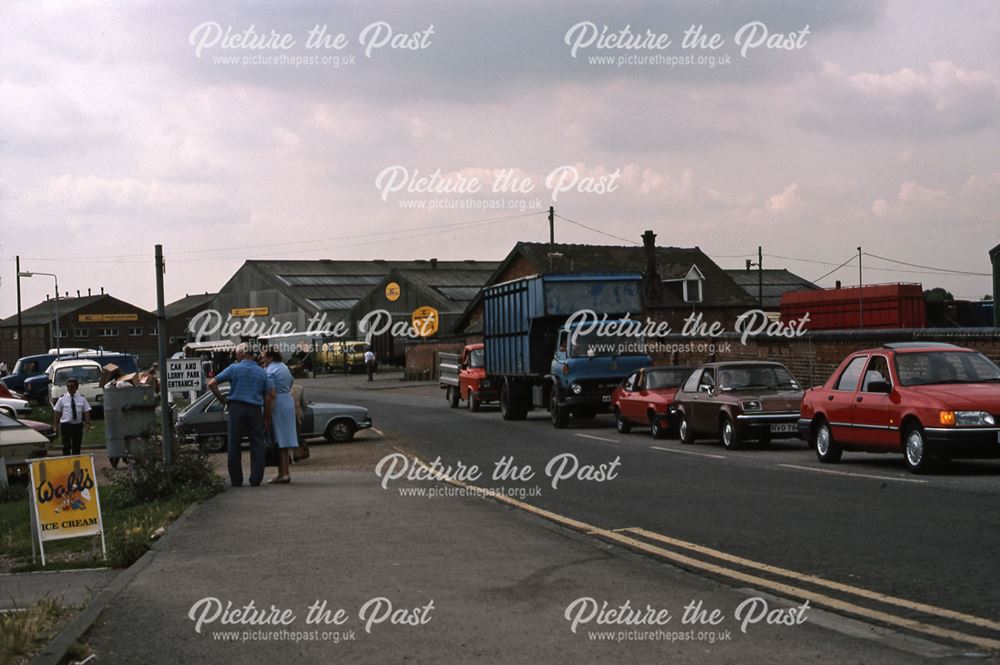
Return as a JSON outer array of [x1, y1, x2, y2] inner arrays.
[[650, 445, 726, 460], [623, 527, 1000, 633], [777, 464, 928, 484], [402, 450, 1000, 652], [574, 433, 620, 443]]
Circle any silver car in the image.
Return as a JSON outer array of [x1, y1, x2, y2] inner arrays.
[[175, 386, 372, 452]]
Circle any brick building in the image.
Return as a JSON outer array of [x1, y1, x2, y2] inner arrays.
[[164, 292, 217, 354], [0, 293, 159, 367]]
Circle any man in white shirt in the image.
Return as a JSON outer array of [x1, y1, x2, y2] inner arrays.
[[52, 378, 92, 456], [364, 348, 376, 382]]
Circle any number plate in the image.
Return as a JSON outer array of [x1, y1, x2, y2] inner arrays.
[[770, 423, 797, 433]]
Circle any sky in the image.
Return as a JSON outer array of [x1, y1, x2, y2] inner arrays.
[[1, 0, 998, 317]]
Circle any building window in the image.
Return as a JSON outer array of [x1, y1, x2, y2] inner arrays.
[[128, 327, 144, 337], [150, 328, 158, 336], [169, 336, 187, 345], [98, 328, 120, 338], [682, 265, 705, 304], [74, 329, 89, 338], [54, 329, 69, 338]]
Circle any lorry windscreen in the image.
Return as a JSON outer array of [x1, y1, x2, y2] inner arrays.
[[570, 333, 646, 357], [467, 348, 485, 368]]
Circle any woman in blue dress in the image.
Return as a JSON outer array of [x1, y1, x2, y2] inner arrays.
[[263, 347, 298, 484]]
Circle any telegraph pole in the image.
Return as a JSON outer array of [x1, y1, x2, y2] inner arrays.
[[548, 206, 555, 244], [746, 247, 764, 309], [858, 246, 863, 330], [15, 256, 23, 358], [155, 245, 173, 465]]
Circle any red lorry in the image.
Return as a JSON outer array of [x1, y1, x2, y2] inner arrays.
[[439, 343, 499, 412]]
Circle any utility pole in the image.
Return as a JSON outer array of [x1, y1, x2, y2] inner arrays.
[[155, 245, 173, 465], [858, 246, 863, 330], [15, 256, 23, 358], [548, 206, 555, 244], [745, 247, 763, 309]]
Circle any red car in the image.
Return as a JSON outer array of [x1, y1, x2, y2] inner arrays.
[[799, 343, 1000, 473], [612, 366, 694, 438]]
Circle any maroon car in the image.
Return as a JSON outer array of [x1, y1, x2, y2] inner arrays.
[[672, 361, 804, 449], [612, 366, 694, 438]]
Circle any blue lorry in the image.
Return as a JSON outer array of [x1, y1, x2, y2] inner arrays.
[[483, 273, 652, 428]]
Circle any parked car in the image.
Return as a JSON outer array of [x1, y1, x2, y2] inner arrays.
[[1, 412, 50, 478], [175, 386, 373, 452], [23, 351, 138, 404], [612, 366, 694, 437], [672, 361, 804, 449], [21, 418, 57, 442], [798, 343, 1000, 473], [317, 341, 368, 373], [0, 395, 31, 419], [47, 359, 104, 409], [440, 344, 499, 411], [1, 353, 63, 397]]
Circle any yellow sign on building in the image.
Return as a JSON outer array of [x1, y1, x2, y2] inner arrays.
[[78, 313, 139, 322], [385, 282, 401, 302], [231, 307, 270, 317], [411, 306, 439, 338], [29, 455, 106, 565]]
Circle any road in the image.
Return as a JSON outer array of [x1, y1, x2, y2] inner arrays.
[[307, 377, 1000, 654]]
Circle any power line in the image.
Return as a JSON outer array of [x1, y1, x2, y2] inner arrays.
[[553, 213, 640, 245], [812, 254, 858, 283], [862, 251, 990, 277]]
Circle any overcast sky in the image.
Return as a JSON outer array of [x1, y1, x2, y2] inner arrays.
[[1, 0, 998, 317]]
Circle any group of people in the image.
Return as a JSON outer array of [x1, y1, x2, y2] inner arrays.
[[208, 343, 305, 487]]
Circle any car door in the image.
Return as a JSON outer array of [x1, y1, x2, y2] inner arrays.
[[828, 355, 868, 444], [200, 396, 229, 440], [692, 367, 717, 433], [616, 371, 638, 422], [852, 355, 896, 447]]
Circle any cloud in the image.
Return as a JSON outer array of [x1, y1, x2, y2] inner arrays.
[[871, 180, 948, 218], [798, 60, 1000, 137], [766, 182, 800, 212]]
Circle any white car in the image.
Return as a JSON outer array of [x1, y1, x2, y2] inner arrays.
[[1, 412, 50, 476], [0, 396, 30, 418], [48, 359, 104, 410]]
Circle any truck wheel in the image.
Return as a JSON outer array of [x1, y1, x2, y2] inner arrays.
[[550, 400, 568, 428], [500, 381, 516, 421], [468, 393, 481, 412], [447, 386, 459, 408]]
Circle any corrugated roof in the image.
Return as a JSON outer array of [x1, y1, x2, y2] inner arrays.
[[0, 294, 110, 328], [725, 269, 820, 308], [164, 293, 217, 318]]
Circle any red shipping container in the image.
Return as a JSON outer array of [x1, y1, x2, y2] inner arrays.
[[780, 283, 926, 330]]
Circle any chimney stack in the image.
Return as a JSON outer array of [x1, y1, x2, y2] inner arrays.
[[77, 290, 80, 298], [430, 258, 438, 269], [88, 288, 92, 296], [641, 230, 662, 305], [100, 286, 104, 294]]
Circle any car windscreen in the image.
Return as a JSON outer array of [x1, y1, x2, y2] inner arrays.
[[468, 349, 485, 368], [717, 365, 799, 391], [646, 369, 690, 389], [54, 366, 102, 385], [894, 351, 1000, 386], [0, 413, 21, 428], [570, 333, 646, 357]]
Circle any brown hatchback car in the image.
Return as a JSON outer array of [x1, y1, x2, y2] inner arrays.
[[672, 361, 804, 449]]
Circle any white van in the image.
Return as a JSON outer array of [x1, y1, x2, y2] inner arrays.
[[48, 359, 104, 410]]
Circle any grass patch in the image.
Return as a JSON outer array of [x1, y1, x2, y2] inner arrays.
[[0, 443, 224, 572], [26, 404, 106, 449], [0, 597, 65, 665]]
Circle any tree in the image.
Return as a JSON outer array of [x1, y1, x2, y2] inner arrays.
[[923, 288, 954, 303]]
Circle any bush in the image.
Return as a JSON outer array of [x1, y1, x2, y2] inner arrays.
[[103, 441, 225, 509], [106, 515, 155, 568]]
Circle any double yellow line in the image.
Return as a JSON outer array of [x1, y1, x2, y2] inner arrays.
[[405, 450, 1000, 652]]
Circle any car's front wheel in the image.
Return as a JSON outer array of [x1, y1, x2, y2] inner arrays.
[[678, 414, 695, 445], [325, 419, 356, 443], [447, 386, 459, 408], [904, 424, 934, 474], [468, 392, 480, 412], [814, 420, 842, 463], [615, 408, 631, 434], [649, 413, 666, 439], [200, 436, 227, 454], [719, 414, 741, 450]]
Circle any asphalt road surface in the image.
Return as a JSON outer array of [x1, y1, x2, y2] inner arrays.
[[307, 377, 1000, 654]]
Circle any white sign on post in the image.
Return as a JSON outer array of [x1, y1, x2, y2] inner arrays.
[[166, 358, 205, 394]]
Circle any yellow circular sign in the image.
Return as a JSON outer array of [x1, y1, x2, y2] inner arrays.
[[385, 282, 401, 302], [411, 306, 439, 338]]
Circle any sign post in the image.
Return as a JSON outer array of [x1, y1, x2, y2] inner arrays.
[[166, 358, 205, 394], [28, 455, 106, 566]]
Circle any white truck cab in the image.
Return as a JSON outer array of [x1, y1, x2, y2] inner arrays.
[[48, 359, 104, 409]]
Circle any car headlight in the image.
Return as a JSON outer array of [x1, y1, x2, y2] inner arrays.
[[571, 383, 583, 395], [741, 400, 762, 412], [948, 411, 996, 427]]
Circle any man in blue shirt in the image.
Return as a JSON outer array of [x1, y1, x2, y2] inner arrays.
[[208, 343, 275, 487]]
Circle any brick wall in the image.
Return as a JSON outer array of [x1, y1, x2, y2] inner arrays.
[[404, 338, 469, 380]]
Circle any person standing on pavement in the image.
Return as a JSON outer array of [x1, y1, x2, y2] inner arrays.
[[208, 343, 275, 487], [290, 381, 310, 462], [364, 347, 376, 382], [52, 378, 91, 456], [261, 347, 297, 484]]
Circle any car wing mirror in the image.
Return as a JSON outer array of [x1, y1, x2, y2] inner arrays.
[[868, 380, 892, 394]]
